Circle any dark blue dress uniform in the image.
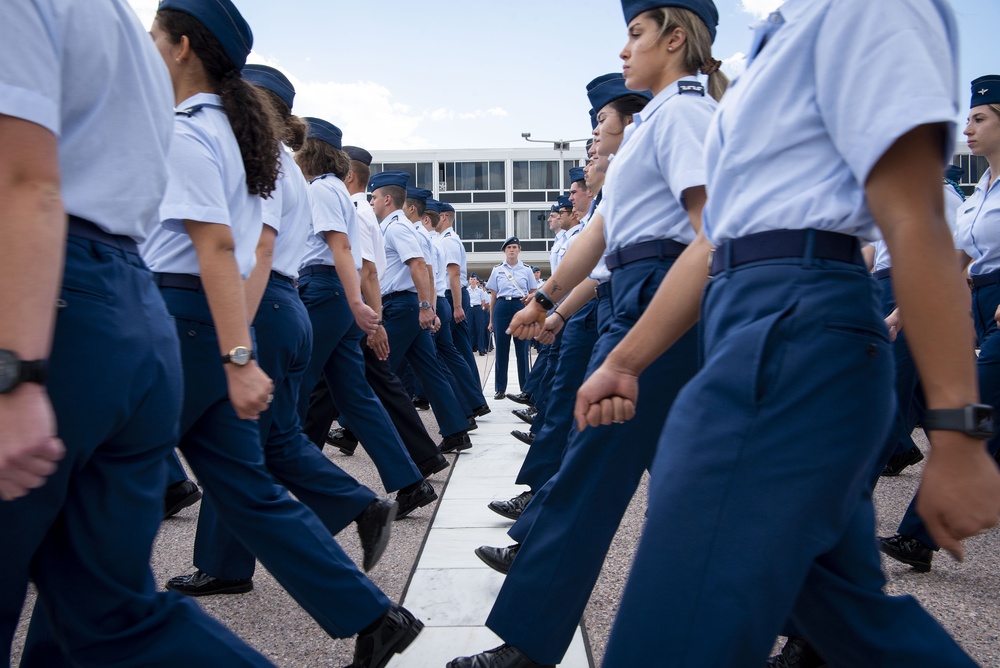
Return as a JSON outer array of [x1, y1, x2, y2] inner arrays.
[[0, 1, 271, 665], [486, 240, 538, 395], [186, 70, 379, 585], [468, 280, 490, 353], [604, 2, 977, 666], [139, 3, 402, 647]]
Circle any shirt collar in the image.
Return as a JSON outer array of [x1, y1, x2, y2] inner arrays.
[[632, 80, 685, 129], [175, 92, 223, 111]]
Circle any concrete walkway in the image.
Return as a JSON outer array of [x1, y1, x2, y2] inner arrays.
[[387, 349, 590, 666]]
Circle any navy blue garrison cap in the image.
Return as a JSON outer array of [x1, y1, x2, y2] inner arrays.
[[158, 0, 253, 70], [550, 204, 560, 212], [620, 0, 719, 43], [424, 199, 443, 213], [589, 108, 598, 130], [470, 273, 480, 280], [569, 167, 586, 184], [343, 146, 373, 165], [406, 187, 432, 203], [557, 195, 573, 209], [368, 170, 410, 192], [303, 117, 342, 150], [501, 237, 520, 250], [971, 75, 1000, 108], [440, 202, 456, 213], [242, 64, 294, 110], [531, 266, 540, 272], [587, 73, 652, 114]]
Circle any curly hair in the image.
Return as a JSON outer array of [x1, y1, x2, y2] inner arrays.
[[157, 9, 281, 197], [258, 88, 307, 151]]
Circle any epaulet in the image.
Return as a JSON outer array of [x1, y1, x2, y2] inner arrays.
[[494, 263, 502, 267], [175, 104, 205, 117], [678, 81, 705, 96]]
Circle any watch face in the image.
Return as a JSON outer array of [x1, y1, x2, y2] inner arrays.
[[971, 404, 996, 438], [230, 347, 252, 365]]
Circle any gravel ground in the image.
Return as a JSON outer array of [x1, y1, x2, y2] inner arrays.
[[10, 354, 1000, 667]]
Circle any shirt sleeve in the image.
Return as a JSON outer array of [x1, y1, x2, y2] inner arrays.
[[0, 0, 60, 135], [309, 181, 349, 235], [486, 269, 499, 292], [442, 236, 463, 267], [815, 0, 959, 185], [159, 121, 230, 232], [261, 170, 285, 234], [654, 96, 712, 205], [387, 222, 424, 264]]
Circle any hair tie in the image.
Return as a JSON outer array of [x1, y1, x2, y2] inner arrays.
[[700, 58, 722, 76]]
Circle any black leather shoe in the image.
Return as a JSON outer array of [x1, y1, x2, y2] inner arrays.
[[766, 637, 827, 668], [396, 480, 437, 519], [353, 603, 423, 668], [505, 392, 532, 405], [412, 396, 430, 410], [494, 391, 506, 400], [447, 643, 554, 668], [440, 432, 472, 454], [164, 480, 201, 519], [356, 497, 397, 572], [512, 407, 536, 425], [326, 426, 358, 456], [474, 543, 520, 574], [880, 446, 924, 476], [471, 404, 492, 418], [479, 351, 487, 356], [166, 570, 253, 597], [511, 430, 534, 446], [878, 533, 933, 572], [488, 491, 534, 520], [467, 418, 479, 431], [417, 453, 450, 478]]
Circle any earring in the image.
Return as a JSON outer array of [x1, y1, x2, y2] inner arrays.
[[667, 47, 674, 52]]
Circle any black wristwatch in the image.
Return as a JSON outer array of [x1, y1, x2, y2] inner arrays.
[[222, 346, 254, 366], [0, 349, 47, 393], [534, 290, 555, 310], [922, 404, 996, 440]]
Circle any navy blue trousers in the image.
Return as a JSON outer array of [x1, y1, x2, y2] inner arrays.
[[161, 287, 390, 639], [3, 237, 271, 667], [298, 271, 420, 492], [491, 298, 530, 393], [515, 296, 608, 492], [896, 278, 1000, 548], [434, 296, 477, 417], [469, 305, 489, 352], [488, 257, 698, 664], [382, 291, 468, 437], [447, 288, 486, 401], [603, 258, 974, 667], [192, 276, 376, 580], [521, 342, 550, 401]]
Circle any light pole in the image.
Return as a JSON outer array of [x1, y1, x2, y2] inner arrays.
[[520, 132, 591, 187]]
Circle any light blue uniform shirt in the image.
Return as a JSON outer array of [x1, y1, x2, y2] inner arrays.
[[469, 286, 489, 308], [380, 210, 425, 295], [486, 262, 537, 298], [0, 0, 174, 242], [427, 230, 449, 297], [266, 147, 312, 280], [438, 228, 469, 288], [555, 224, 583, 272], [300, 174, 363, 272], [354, 193, 386, 281], [549, 230, 568, 273], [956, 170, 1000, 276], [144, 93, 262, 279], [601, 80, 716, 253], [703, 0, 959, 245], [874, 183, 964, 272]]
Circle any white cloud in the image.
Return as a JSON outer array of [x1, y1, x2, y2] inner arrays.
[[740, 0, 783, 19], [721, 51, 748, 80], [127, 0, 158, 26]]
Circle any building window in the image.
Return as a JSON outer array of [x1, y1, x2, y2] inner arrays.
[[369, 162, 434, 190], [563, 160, 582, 186], [456, 210, 507, 241], [954, 155, 989, 187], [512, 160, 561, 190], [440, 161, 506, 192], [514, 209, 555, 240]]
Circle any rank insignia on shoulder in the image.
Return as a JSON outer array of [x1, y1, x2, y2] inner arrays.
[[175, 104, 205, 117], [678, 81, 705, 96]]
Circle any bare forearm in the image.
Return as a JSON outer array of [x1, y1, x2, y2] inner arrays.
[[542, 217, 607, 302], [554, 278, 600, 321], [189, 231, 253, 354], [360, 260, 383, 311], [604, 234, 710, 375], [408, 259, 434, 305], [448, 265, 462, 298]]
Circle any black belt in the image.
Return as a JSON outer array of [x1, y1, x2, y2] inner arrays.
[[68, 215, 138, 255], [709, 229, 862, 277], [383, 290, 416, 301], [596, 282, 611, 300], [299, 264, 336, 277], [270, 270, 295, 285], [153, 272, 202, 291], [969, 271, 1000, 290], [606, 239, 687, 271], [873, 268, 891, 281]]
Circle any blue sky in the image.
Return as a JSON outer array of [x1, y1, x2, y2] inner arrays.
[[129, 0, 1000, 150]]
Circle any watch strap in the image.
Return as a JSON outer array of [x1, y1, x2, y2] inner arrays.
[[923, 404, 995, 440]]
